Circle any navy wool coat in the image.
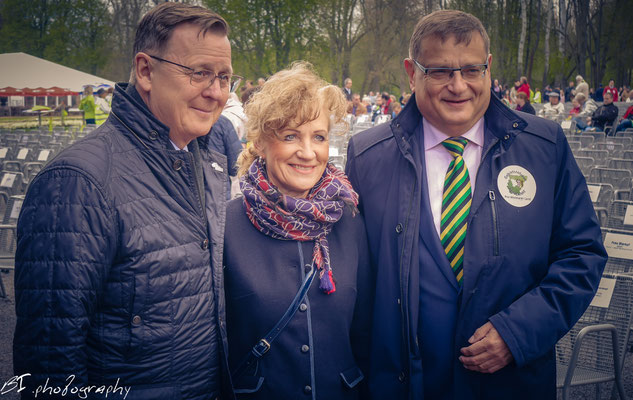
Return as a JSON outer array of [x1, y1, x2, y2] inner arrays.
[[223, 197, 373, 400]]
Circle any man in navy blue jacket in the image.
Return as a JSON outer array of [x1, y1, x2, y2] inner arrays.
[[346, 10, 607, 400]]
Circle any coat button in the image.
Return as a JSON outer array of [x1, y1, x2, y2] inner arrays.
[[173, 159, 184, 171], [395, 223, 403, 234], [201, 239, 209, 250], [299, 303, 308, 312], [304, 264, 312, 273], [512, 122, 519, 128], [304, 385, 312, 394], [398, 371, 406, 382], [148, 130, 158, 140], [132, 315, 142, 325], [301, 344, 309, 353], [504, 134, 510, 140]]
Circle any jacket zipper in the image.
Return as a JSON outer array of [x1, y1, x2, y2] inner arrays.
[[488, 190, 499, 256]]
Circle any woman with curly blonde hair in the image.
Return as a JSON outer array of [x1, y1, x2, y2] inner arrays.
[[224, 62, 373, 399]]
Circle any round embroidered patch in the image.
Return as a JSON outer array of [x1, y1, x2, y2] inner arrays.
[[497, 165, 537, 207]]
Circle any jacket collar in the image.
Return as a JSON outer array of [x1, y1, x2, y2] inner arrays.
[[392, 90, 529, 143], [110, 83, 211, 151]]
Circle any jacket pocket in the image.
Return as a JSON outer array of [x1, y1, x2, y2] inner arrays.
[[340, 366, 364, 389], [127, 275, 146, 358], [233, 376, 265, 394]]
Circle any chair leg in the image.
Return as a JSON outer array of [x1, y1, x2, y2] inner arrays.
[[0, 272, 6, 298]]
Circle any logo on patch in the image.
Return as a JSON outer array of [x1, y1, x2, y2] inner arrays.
[[497, 165, 536, 207]]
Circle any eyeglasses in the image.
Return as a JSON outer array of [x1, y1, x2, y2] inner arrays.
[[411, 59, 488, 84], [149, 55, 243, 91]]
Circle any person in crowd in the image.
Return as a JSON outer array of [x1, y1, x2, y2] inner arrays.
[[589, 87, 596, 101], [542, 85, 551, 103], [381, 92, 392, 114], [342, 77, 353, 101], [368, 91, 376, 104], [569, 98, 581, 118], [492, 79, 501, 98], [94, 88, 111, 126], [515, 91, 535, 114], [573, 92, 598, 126], [604, 79, 618, 102], [564, 81, 575, 102], [595, 83, 604, 102], [584, 91, 619, 133], [78, 85, 96, 125], [539, 91, 565, 120], [223, 92, 247, 141], [106, 86, 114, 105], [224, 62, 372, 399], [257, 77, 266, 86], [209, 114, 242, 199], [402, 93, 411, 105], [392, 101, 402, 118], [575, 75, 589, 98], [345, 9, 606, 400], [371, 96, 383, 122], [14, 3, 237, 399], [517, 76, 530, 98], [615, 104, 633, 132], [628, 91, 633, 103], [509, 80, 519, 104], [533, 87, 541, 103], [621, 86, 630, 103], [348, 93, 367, 116]]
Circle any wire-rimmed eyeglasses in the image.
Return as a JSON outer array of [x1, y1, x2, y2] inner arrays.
[[149, 55, 243, 92], [411, 58, 488, 84]]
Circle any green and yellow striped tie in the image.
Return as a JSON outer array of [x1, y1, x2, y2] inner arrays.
[[440, 138, 471, 286]]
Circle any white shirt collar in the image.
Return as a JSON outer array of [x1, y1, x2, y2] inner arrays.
[[423, 117, 485, 151], [170, 139, 188, 152]]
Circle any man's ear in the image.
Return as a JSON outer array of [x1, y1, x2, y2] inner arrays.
[[404, 59, 416, 93], [135, 53, 153, 93]]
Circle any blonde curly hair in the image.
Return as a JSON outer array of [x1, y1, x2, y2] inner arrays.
[[236, 61, 348, 176]]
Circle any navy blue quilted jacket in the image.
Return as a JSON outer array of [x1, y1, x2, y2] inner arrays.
[[14, 83, 232, 400]]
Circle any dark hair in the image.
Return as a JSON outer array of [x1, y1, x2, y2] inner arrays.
[[131, 3, 228, 83], [409, 10, 490, 61], [134, 3, 228, 56]]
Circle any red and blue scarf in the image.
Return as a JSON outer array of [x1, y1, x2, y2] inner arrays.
[[240, 157, 359, 294]]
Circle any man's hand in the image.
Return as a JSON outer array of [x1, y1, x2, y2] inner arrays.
[[459, 322, 513, 374]]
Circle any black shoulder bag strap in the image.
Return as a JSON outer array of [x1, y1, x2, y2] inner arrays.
[[231, 263, 317, 382]]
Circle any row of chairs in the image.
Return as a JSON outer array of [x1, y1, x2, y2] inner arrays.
[[0, 126, 92, 297]]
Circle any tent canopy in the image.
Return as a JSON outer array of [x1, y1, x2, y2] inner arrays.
[[0, 52, 116, 95]]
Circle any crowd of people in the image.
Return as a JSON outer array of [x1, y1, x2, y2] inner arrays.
[[10, 3, 621, 400]]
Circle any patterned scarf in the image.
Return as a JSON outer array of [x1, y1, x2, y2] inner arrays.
[[240, 157, 359, 294]]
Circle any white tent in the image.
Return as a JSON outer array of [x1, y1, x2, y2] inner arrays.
[[0, 52, 115, 94]]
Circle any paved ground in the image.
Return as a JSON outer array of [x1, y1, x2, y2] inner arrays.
[[0, 268, 632, 399]]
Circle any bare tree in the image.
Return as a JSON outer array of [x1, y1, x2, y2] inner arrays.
[[517, 0, 528, 75]]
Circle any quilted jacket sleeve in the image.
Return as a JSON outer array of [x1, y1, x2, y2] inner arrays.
[[13, 166, 117, 397]]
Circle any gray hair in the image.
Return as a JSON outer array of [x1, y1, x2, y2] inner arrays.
[[409, 10, 490, 61], [129, 2, 228, 84]]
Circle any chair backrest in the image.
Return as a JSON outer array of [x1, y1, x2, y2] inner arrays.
[[556, 272, 633, 375], [574, 157, 595, 176], [606, 200, 633, 231], [608, 158, 633, 171], [568, 140, 582, 151], [0, 195, 24, 256], [586, 182, 614, 208], [374, 114, 392, 125], [588, 168, 632, 189], [576, 150, 609, 165]]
